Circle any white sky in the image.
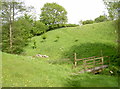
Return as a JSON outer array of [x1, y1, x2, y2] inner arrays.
[[24, 0, 108, 24]]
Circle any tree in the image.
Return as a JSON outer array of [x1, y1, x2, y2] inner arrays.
[[1, 0, 26, 53], [103, 0, 120, 20], [95, 15, 108, 23], [40, 3, 67, 26], [1, 1, 35, 54]]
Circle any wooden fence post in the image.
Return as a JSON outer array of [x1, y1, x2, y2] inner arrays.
[[101, 57, 104, 65], [101, 50, 104, 65], [93, 58, 96, 72], [74, 53, 77, 67]]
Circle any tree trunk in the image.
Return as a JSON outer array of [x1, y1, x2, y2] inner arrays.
[[13, 2, 14, 22], [9, 4, 12, 52]]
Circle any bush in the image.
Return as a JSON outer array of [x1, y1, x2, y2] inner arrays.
[[54, 35, 60, 42], [48, 24, 79, 30], [101, 65, 119, 76], [42, 35, 47, 41], [65, 24, 79, 27], [82, 20, 94, 25], [32, 21, 48, 36], [95, 15, 108, 23]]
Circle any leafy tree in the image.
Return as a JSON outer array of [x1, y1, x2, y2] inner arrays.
[[40, 2, 67, 26], [103, 0, 120, 20], [95, 15, 108, 23]]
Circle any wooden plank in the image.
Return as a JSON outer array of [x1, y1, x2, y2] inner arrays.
[[76, 59, 83, 61], [75, 56, 108, 62], [85, 59, 94, 62], [79, 65, 108, 73], [95, 60, 101, 63], [98, 62, 103, 64], [77, 56, 100, 60], [87, 56, 100, 58], [86, 65, 93, 68], [94, 57, 103, 60]]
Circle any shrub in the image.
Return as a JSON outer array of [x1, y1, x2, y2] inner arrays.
[[42, 35, 47, 42], [32, 21, 48, 36], [56, 35, 60, 39], [82, 20, 94, 25], [54, 35, 60, 42], [95, 15, 108, 23], [48, 24, 79, 30]]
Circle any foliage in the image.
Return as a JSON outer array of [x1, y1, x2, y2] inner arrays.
[[41, 34, 47, 42], [48, 24, 79, 30], [81, 20, 94, 25], [65, 24, 79, 27], [32, 21, 48, 36], [1, 0, 36, 54], [1, 1, 26, 23], [1, 1, 28, 54], [95, 15, 108, 23], [2, 14, 34, 54], [103, 0, 120, 20], [40, 3, 67, 25]]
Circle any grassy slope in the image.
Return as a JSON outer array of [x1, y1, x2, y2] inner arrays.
[[2, 21, 118, 87], [25, 21, 117, 60]]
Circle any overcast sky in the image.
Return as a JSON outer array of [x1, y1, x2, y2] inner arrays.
[[24, 0, 108, 24]]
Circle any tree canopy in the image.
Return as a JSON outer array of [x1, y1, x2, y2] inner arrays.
[[40, 2, 67, 25], [103, 0, 120, 20], [1, 1, 35, 54]]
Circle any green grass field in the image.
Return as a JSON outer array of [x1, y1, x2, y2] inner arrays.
[[2, 21, 118, 87]]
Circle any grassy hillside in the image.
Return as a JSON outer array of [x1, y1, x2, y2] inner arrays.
[[24, 21, 117, 62], [2, 21, 118, 87]]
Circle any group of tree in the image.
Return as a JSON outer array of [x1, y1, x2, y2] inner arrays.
[[81, 0, 120, 25], [1, 1, 48, 54], [1, 1, 76, 54], [80, 15, 108, 25], [2, 1, 29, 54]]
